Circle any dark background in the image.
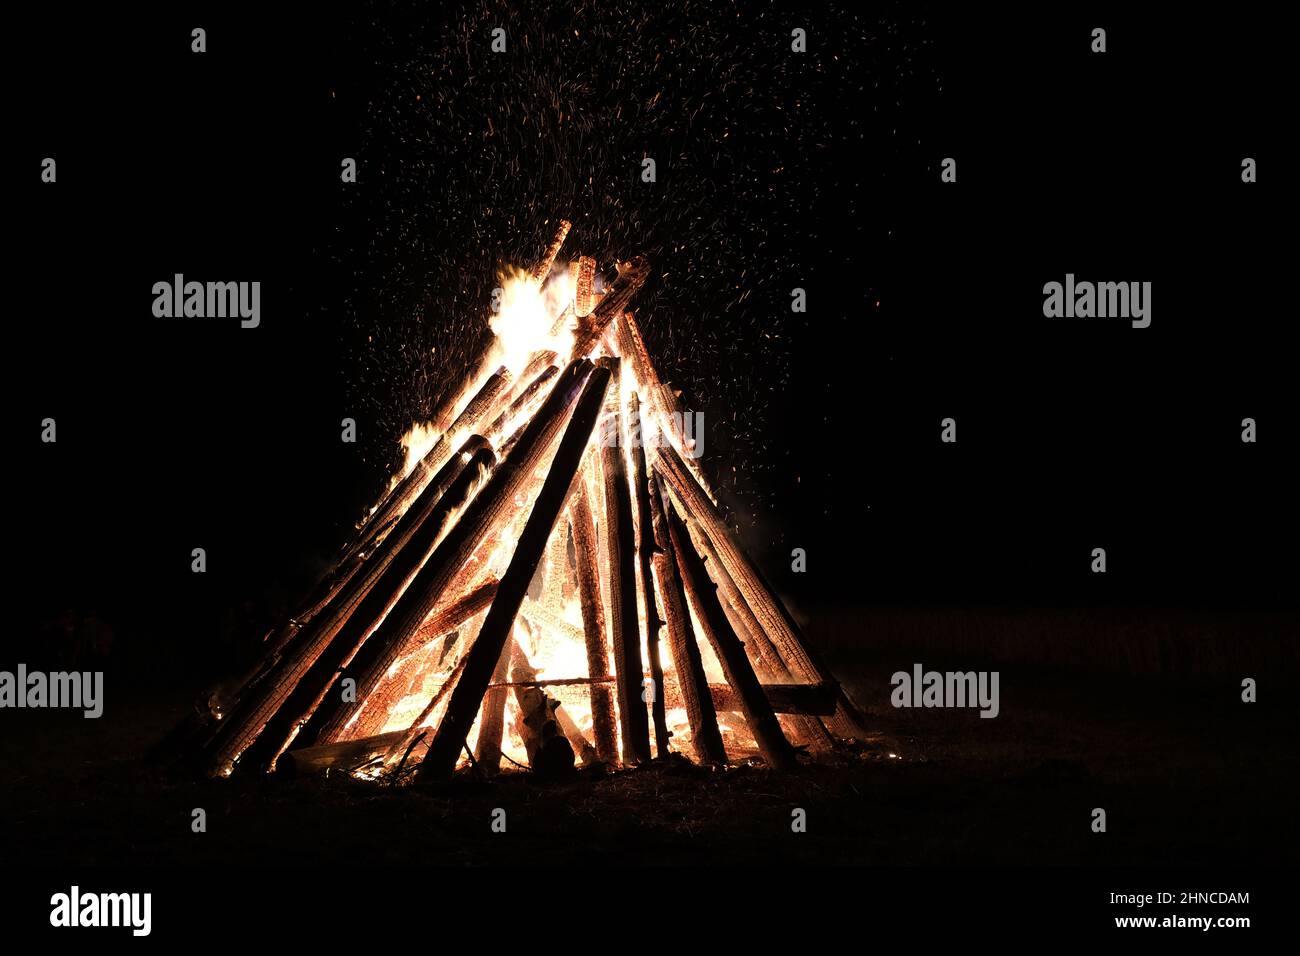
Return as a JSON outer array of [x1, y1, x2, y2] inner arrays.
[[11, 1, 1294, 682]]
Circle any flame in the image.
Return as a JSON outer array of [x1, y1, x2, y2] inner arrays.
[[486, 266, 577, 378]]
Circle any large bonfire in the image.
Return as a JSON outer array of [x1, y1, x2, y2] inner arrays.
[[165, 220, 868, 783]]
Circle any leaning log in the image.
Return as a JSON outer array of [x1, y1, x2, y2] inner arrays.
[[661, 682, 837, 717], [665, 500, 797, 771], [628, 394, 671, 757], [648, 463, 726, 765], [343, 366, 511, 565], [569, 476, 618, 762], [204, 436, 496, 776], [656, 443, 869, 741], [531, 219, 572, 283], [598, 362, 652, 765], [417, 363, 612, 780], [311, 360, 594, 747]]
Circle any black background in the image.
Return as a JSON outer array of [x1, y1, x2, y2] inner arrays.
[[12, 1, 1293, 677]]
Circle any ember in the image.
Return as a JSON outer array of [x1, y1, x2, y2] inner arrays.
[[167, 220, 869, 783]]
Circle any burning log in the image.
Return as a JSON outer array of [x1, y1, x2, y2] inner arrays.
[[553, 703, 599, 767], [661, 681, 837, 717], [574, 256, 597, 317], [344, 366, 512, 563], [647, 464, 726, 765], [531, 219, 571, 283], [665, 501, 798, 771], [509, 636, 575, 776], [277, 730, 408, 778], [417, 362, 613, 781], [569, 258, 650, 361], [474, 641, 512, 773], [569, 477, 618, 763], [411, 579, 499, 645], [655, 443, 869, 741], [309, 360, 595, 746], [204, 436, 497, 776], [380, 655, 468, 772], [628, 393, 671, 757], [598, 361, 652, 766]]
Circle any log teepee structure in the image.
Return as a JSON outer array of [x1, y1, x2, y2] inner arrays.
[[163, 220, 869, 782]]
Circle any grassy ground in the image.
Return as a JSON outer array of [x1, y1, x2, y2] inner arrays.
[[3, 654, 1295, 866]]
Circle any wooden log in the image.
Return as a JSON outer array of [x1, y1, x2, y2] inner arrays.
[[411, 580, 499, 645], [598, 361, 652, 766], [312, 360, 594, 747], [484, 365, 559, 444], [474, 639, 512, 773], [347, 579, 501, 740], [531, 219, 571, 283], [661, 682, 837, 717], [647, 465, 727, 765], [569, 476, 618, 763], [553, 702, 599, 766], [204, 437, 496, 776], [574, 256, 597, 317], [628, 394, 671, 757], [277, 731, 408, 778], [417, 363, 612, 781], [665, 503, 797, 770], [569, 257, 649, 361], [380, 655, 468, 771], [509, 636, 575, 776], [343, 366, 511, 565], [656, 443, 869, 741]]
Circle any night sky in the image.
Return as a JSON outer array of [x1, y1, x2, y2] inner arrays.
[[13, 3, 1292, 675]]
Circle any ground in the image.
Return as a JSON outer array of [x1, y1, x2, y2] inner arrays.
[[3, 652, 1294, 867]]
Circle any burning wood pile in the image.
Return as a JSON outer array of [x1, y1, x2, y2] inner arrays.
[[165, 220, 869, 782]]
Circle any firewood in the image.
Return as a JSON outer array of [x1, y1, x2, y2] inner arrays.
[[665, 502, 798, 771], [553, 701, 599, 766], [416, 362, 613, 780], [647, 465, 727, 765], [344, 366, 511, 565], [569, 257, 649, 361], [628, 393, 671, 757], [531, 219, 571, 283], [474, 640, 512, 773], [277, 731, 408, 778], [380, 655, 468, 771], [661, 682, 837, 717], [597, 361, 652, 766], [568, 472, 618, 762], [204, 437, 496, 776], [656, 443, 870, 741], [574, 256, 597, 317], [508, 635, 575, 776], [312, 360, 594, 747]]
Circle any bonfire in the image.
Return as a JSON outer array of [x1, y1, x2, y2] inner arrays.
[[161, 220, 869, 782]]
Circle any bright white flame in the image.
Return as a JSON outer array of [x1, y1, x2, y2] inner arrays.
[[487, 266, 577, 378]]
